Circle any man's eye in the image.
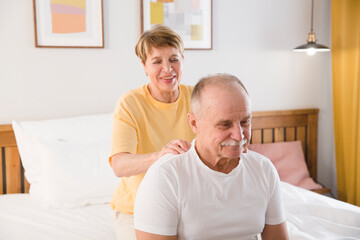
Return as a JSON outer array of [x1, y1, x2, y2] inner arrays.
[[219, 123, 231, 129], [170, 58, 179, 63], [241, 120, 250, 126], [153, 60, 161, 64]]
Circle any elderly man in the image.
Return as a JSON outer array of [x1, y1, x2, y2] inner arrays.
[[134, 73, 289, 240]]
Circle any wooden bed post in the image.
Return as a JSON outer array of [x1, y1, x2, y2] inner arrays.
[[0, 125, 30, 194], [307, 109, 319, 182]]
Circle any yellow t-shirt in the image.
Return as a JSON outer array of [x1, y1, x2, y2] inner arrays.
[[110, 84, 196, 214]]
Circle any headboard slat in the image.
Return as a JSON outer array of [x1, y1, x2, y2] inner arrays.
[[285, 127, 296, 141], [296, 126, 306, 154], [274, 128, 284, 142], [251, 129, 262, 144], [263, 129, 273, 143]]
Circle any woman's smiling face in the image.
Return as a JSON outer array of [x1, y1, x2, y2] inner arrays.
[[143, 46, 183, 102]]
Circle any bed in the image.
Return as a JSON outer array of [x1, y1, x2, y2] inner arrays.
[[0, 109, 359, 240]]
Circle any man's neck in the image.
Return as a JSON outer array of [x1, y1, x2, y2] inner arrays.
[[213, 158, 240, 174], [194, 144, 240, 174]]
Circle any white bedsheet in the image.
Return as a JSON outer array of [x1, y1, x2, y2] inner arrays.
[[282, 182, 360, 239], [1, 184, 360, 240], [0, 194, 117, 240]]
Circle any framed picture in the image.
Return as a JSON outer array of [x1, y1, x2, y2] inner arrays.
[[33, 0, 104, 48], [141, 0, 212, 50]]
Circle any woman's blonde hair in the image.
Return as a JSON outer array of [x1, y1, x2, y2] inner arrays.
[[135, 25, 184, 63]]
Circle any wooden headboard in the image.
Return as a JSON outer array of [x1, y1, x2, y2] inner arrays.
[[0, 108, 320, 195], [251, 108, 319, 181]]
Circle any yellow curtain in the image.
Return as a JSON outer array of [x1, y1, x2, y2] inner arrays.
[[332, 0, 360, 206]]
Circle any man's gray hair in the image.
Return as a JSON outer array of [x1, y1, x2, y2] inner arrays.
[[191, 73, 249, 116]]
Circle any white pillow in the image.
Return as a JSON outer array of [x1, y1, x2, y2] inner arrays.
[[12, 113, 120, 209], [39, 139, 118, 208]]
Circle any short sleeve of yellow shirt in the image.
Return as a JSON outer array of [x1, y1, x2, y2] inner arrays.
[[110, 84, 196, 214]]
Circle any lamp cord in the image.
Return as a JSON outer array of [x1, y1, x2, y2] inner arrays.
[[311, 0, 314, 32]]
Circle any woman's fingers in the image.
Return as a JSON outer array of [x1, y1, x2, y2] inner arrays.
[[169, 139, 191, 153], [157, 139, 192, 160], [178, 139, 191, 150]]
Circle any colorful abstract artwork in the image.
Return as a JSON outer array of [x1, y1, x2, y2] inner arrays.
[[50, 0, 87, 33], [33, 0, 104, 48], [142, 0, 212, 50]]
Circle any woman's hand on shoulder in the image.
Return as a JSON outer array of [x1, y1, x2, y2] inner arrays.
[[153, 139, 191, 161], [110, 140, 191, 177]]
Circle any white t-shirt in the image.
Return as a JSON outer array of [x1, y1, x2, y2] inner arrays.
[[134, 140, 286, 240]]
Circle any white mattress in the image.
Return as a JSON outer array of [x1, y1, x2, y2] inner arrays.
[[1, 183, 360, 239], [0, 194, 117, 240]]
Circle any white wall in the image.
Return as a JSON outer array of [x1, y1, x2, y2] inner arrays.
[[0, 0, 335, 194]]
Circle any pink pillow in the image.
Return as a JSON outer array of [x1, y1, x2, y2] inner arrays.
[[248, 141, 322, 190]]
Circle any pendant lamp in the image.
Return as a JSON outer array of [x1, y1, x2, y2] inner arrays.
[[293, 0, 330, 55]]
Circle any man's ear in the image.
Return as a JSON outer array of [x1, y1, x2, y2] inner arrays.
[[187, 112, 199, 134]]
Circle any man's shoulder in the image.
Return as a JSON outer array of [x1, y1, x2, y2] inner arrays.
[[243, 150, 274, 168], [245, 149, 270, 159], [242, 151, 279, 186], [152, 153, 178, 168], [148, 149, 196, 179], [151, 151, 192, 170], [142, 151, 194, 192]]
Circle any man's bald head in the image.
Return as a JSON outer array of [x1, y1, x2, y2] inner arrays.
[[191, 73, 249, 117]]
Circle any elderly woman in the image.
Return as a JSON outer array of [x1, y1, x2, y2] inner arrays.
[[110, 25, 196, 239]]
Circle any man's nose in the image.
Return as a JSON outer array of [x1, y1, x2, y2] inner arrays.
[[231, 124, 244, 141]]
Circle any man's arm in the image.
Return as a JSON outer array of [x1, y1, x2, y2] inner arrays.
[[261, 222, 289, 240], [135, 230, 177, 240], [134, 154, 180, 239]]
